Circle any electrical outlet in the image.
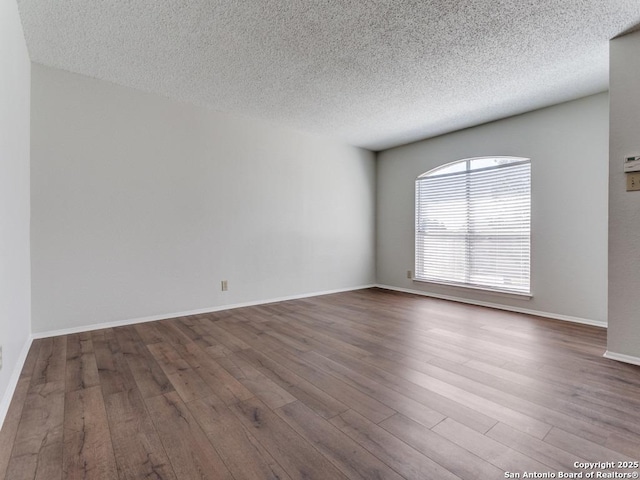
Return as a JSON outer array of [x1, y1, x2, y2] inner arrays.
[[221, 280, 228, 291], [407, 270, 412, 279]]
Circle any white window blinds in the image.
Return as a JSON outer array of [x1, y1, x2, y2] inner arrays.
[[415, 157, 531, 295]]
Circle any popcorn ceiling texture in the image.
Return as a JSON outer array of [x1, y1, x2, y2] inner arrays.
[[17, 0, 640, 150]]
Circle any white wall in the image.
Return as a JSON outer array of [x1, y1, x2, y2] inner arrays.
[[377, 94, 609, 324], [608, 30, 640, 361], [31, 64, 375, 334], [0, 0, 31, 420]]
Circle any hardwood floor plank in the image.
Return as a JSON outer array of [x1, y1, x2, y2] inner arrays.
[[500, 356, 640, 416], [379, 413, 505, 480], [133, 322, 165, 345], [113, 326, 175, 398], [216, 320, 307, 355], [262, 348, 396, 423], [351, 349, 552, 438], [187, 395, 292, 480], [62, 386, 118, 479], [104, 388, 177, 480], [176, 318, 233, 354], [236, 349, 312, 390], [145, 392, 234, 480], [19, 339, 42, 380], [275, 400, 406, 480], [247, 318, 314, 353], [204, 343, 234, 358], [196, 320, 251, 352], [5, 381, 65, 480], [216, 353, 297, 409], [111, 325, 140, 354], [31, 336, 67, 386], [543, 427, 636, 463], [486, 422, 588, 471], [330, 409, 461, 480], [432, 417, 551, 473], [296, 295, 486, 364], [169, 341, 254, 405], [270, 314, 375, 359], [426, 355, 640, 446], [171, 317, 205, 342], [154, 320, 195, 347], [603, 431, 640, 459], [229, 397, 349, 480], [92, 329, 137, 397], [431, 325, 608, 368], [325, 348, 497, 433], [147, 342, 215, 402], [65, 332, 100, 392], [239, 348, 349, 419], [0, 377, 31, 479], [302, 350, 446, 429], [465, 358, 640, 419]]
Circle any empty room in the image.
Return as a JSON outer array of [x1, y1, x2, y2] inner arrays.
[[2, 0, 640, 479]]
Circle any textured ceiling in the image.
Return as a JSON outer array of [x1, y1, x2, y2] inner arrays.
[[17, 0, 640, 150]]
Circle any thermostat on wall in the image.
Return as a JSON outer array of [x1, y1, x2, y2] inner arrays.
[[624, 156, 640, 173]]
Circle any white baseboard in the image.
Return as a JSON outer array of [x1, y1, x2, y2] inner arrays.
[[32, 284, 376, 339], [375, 284, 607, 328], [0, 336, 33, 431], [603, 351, 640, 367]]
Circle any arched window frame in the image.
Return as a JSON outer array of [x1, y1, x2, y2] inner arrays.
[[415, 156, 531, 296]]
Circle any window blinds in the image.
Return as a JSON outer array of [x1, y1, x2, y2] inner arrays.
[[415, 159, 531, 294]]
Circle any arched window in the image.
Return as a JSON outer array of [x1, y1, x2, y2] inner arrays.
[[415, 156, 531, 295]]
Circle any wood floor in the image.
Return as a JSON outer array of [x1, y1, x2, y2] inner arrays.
[[1, 288, 639, 480]]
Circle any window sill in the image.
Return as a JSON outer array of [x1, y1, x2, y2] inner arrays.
[[412, 278, 532, 300]]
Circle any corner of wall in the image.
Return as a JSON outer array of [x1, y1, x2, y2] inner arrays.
[[0, 0, 33, 431]]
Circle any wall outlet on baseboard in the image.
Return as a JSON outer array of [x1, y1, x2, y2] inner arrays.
[[221, 280, 228, 291]]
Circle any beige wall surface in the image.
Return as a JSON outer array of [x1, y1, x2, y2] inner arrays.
[[31, 64, 376, 333]]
